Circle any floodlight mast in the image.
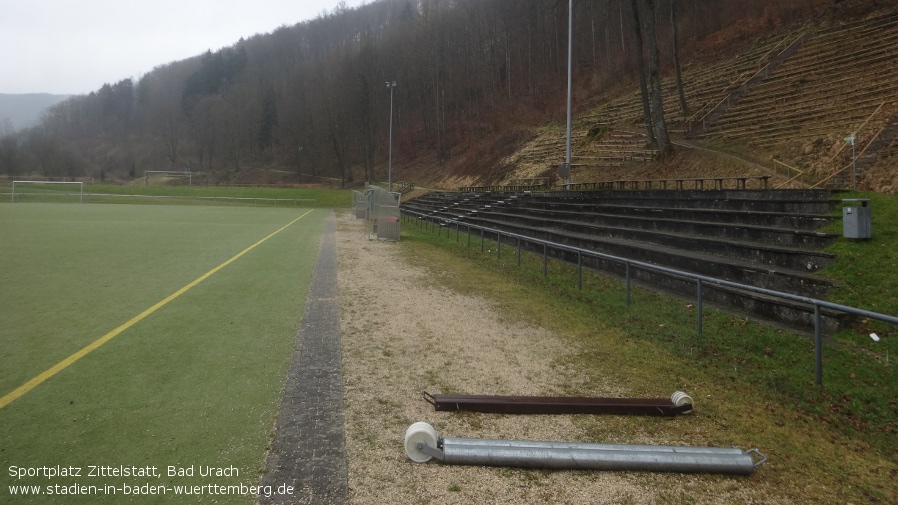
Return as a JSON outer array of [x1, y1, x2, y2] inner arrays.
[[386, 81, 397, 193], [844, 133, 857, 189], [564, 0, 573, 188]]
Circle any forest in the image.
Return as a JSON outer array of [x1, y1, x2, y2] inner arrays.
[[0, 0, 878, 186]]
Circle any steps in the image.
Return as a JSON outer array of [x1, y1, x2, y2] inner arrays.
[[402, 189, 842, 332]]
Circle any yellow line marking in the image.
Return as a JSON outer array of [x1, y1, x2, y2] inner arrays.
[[0, 209, 315, 410]]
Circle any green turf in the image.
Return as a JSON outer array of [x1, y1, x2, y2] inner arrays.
[[0, 203, 326, 504]]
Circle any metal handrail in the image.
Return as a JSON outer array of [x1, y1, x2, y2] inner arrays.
[[401, 208, 898, 385]]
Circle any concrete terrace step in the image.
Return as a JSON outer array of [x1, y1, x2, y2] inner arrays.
[[401, 189, 840, 331], [460, 215, 832, 298], [479, 208, 838, 253], [424, 214, 841, 332], [516, 203, 835, 232], [539, 190, 837, 214]]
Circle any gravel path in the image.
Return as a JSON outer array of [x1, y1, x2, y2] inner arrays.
[[334, 208, 813, 504], [336, 213, 667, 504]]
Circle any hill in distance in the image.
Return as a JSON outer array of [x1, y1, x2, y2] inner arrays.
[[0, 93, 71, 133]]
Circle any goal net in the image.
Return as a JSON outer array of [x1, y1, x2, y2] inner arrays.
[[144, 170, 193, 185], [11, 181, 83, 203]]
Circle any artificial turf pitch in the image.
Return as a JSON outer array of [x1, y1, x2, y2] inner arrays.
[[0, 203, 327, 503]]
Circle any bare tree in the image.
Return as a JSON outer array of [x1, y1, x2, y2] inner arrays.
[[644, 0, 670, 156], [11, 0, 829, 181], [630, 0, 656, 146], [671, 0, 689, 119]]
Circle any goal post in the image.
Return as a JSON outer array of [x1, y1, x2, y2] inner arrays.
[[11, 181, 84, 203], [144, 170, 193, 185]]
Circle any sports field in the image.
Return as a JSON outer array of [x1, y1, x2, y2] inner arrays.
[[0, 203, 327, 503]]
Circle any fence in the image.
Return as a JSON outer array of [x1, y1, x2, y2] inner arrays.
[[401, 208, 898, 386], [366, 186, 401, 241], [461, 176, 770, 193], [351, 190, 368, 219]]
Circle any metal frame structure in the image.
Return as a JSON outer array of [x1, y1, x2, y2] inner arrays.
[[144, 170, 192, 185], [351, 190, 368, 219], [366, 186, 401, 241], [11, 181, 83, 203]]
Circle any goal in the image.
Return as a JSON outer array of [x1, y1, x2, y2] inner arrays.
[[144, 170, 193, 185], [11, 181, 83, 203]]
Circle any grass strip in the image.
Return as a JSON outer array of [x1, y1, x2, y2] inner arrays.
[[399, 211, 897, 503]]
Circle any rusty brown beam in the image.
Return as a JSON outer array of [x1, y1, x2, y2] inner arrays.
[[423, 391, 693, 416]]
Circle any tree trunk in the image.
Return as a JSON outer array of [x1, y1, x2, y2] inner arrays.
[[644, 0, 670, 156], [671, 0, 689, 120], [630, 0, 656, 147]]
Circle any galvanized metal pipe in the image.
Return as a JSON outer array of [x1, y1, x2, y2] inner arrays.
[[404, 423, 767, 475], [442, 437, 746, 456], [440, 439, 761, 475]]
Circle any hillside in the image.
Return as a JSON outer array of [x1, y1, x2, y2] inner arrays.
[[0, 93, 70, 133], [1, 0, 896, 192], [404, 2, 898, 194]]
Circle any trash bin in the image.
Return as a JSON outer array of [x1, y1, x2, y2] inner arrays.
[[842, 199, 871, 239]]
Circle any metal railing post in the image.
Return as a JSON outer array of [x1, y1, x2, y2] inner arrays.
[[697, 279, 704, 335], [577, 251, 582, 290], [815, 304, 823, 385], [397, 209, 898, 389], [626, 263, 631, 307]]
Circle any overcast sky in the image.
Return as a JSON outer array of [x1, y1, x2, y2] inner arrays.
[[1, 0, 366, 95]]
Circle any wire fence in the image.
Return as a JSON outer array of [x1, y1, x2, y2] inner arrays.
[[366, 186, 401, 241]]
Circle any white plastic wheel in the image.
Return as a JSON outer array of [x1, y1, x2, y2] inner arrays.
[[670, 391, 694, 413], [404, 422, 438, 463]]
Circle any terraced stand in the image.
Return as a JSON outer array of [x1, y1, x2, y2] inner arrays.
[[402, 189, 841, 332]]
